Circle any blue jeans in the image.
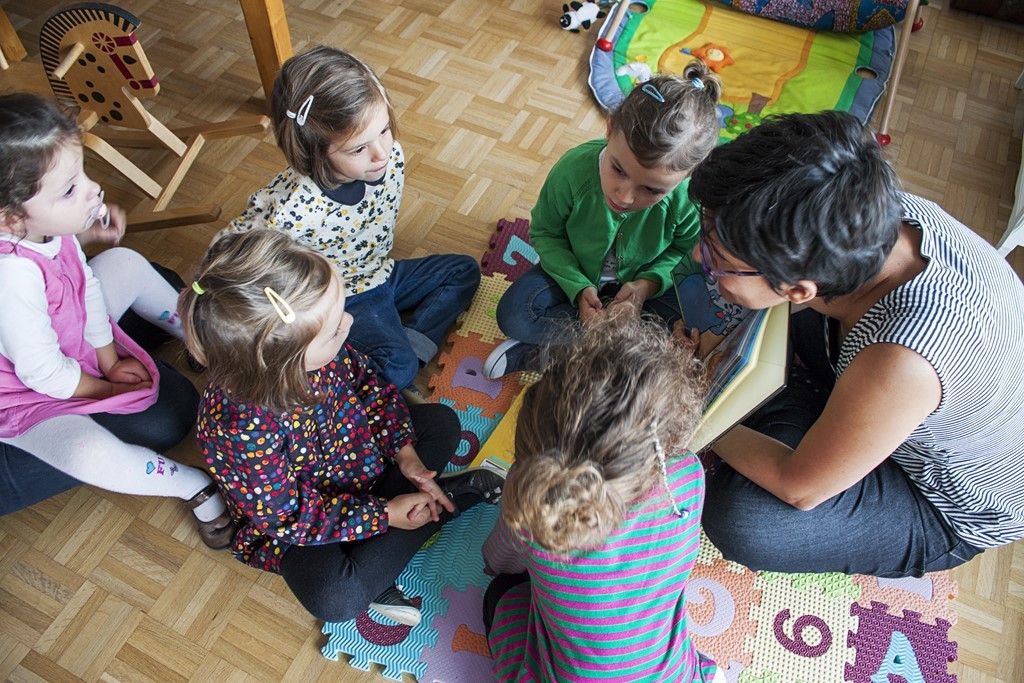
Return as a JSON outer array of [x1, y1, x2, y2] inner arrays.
[[495, 264, 681, 345], [701, 309, 983, 578], [345, 255, 480, 389]]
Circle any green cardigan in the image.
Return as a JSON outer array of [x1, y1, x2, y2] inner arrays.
[[529, 139, 701, 305]]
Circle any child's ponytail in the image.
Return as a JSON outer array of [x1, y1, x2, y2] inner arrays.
[[178, 230, 335, 413], [610, 59, 723, 173], [680, 58, 722, 106]]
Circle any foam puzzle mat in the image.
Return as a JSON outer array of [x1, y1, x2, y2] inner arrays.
[[321, 218, 960, 682]]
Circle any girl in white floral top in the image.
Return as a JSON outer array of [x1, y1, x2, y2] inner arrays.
[[225, 46, 479, 390]]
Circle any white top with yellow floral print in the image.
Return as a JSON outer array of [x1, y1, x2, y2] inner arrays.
[[223, 142, 404, 295]]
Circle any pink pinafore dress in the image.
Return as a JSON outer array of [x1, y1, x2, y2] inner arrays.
[[0, 236, 159, 438]]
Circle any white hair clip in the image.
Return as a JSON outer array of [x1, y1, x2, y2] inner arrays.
[[264, 287, 296, 324], [286, 95, 314, 126]]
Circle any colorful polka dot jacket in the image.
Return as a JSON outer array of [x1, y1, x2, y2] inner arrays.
[[196, 345, 414, 572]]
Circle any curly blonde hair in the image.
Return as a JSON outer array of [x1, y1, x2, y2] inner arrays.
[[501, 316, 706, 554]]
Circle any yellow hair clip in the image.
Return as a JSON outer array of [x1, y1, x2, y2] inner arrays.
[[191, 281, 206, 295], [264, 286, 296, 324]]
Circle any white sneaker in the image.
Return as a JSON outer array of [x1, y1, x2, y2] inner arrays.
[[483, 339, 524, 380]]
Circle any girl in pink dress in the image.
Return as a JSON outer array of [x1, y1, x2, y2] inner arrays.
[[0, 92, 233, 549]]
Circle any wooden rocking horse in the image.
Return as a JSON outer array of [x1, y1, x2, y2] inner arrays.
[[38, 3, 269, 231]]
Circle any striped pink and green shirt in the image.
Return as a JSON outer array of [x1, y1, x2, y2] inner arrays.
[[482, 452, 718, 682]]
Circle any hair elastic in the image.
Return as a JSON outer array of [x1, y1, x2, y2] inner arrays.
[[264, 286, 296, 324], [652, 422, 684, 518], [286, 95, 314, 126], [641, 83, 665, 103], [191, 281, 206, 295], [691, 77, 705, 91]]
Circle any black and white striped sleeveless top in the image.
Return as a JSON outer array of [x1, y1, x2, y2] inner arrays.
[[836, 193, 1024, 549]]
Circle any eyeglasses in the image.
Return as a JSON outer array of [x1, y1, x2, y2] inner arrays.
[[698, 236, 765, 285]]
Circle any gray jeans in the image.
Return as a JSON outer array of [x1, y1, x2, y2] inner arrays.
[[701, 309, 983, 578]]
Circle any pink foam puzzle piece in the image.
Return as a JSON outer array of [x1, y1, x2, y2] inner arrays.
[[688, 557, 759, 668], [846, 603, 957, 683], [481, 217, 537, 279], [853, 571, 959, 632], [422, 585, 497, 683]]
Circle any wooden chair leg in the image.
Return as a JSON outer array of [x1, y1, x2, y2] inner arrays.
[[126, 204, 222, 232], [154, 134, 206, 212], [97, 115, 270, 148]]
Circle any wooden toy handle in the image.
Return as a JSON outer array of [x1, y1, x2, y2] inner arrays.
[[596, 1, 629, 52], [51, 42, 84, 79]]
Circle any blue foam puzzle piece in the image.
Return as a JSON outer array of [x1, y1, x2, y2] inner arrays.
[[321, 505, 500, 679]]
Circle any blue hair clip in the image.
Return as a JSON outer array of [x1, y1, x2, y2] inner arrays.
[[691, 77, 705, 91], [641, 83, 665, 103]]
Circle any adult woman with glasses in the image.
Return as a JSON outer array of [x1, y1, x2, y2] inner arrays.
[[687, 110, 1024, 578]]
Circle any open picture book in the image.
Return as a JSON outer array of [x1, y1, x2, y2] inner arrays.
[[470, 272, 790, 476]]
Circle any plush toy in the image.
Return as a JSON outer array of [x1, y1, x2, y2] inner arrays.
[[560, 1, 606, 31], [616, 56, 653, 83]]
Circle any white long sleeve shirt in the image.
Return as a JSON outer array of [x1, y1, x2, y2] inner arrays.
[[0, 235, 112, 398]]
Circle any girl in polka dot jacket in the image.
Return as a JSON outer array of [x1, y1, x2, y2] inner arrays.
[[179, 230, 502, 626]]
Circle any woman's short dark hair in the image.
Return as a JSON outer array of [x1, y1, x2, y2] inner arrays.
[[689, 110, 902, 299]]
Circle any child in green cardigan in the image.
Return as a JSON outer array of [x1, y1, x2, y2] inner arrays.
[[484, 61, 721, 378]]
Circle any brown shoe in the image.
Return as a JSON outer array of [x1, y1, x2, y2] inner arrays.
[[184, 483, 237, 550]]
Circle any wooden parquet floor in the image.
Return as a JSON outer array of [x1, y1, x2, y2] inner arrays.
[[0, 0, 1022, 681]]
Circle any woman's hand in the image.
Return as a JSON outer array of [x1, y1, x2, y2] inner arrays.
[[396, 445, 455, 517], [576, 287, 603, 323], [387, 492, 441, 530]]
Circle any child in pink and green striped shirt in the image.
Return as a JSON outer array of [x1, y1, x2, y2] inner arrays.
[[482, 318, 722, 683]]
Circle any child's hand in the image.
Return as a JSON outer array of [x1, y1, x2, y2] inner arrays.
[[576, 287, 603, 323], [78, 204, 127, 248], [672, 320, 702, 356], [109, 379, 154, 396], [387, 492, 439, 530], [105, 357, 152, 386], [607, 279, 658, 319], [395, 445, 455, 516]]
